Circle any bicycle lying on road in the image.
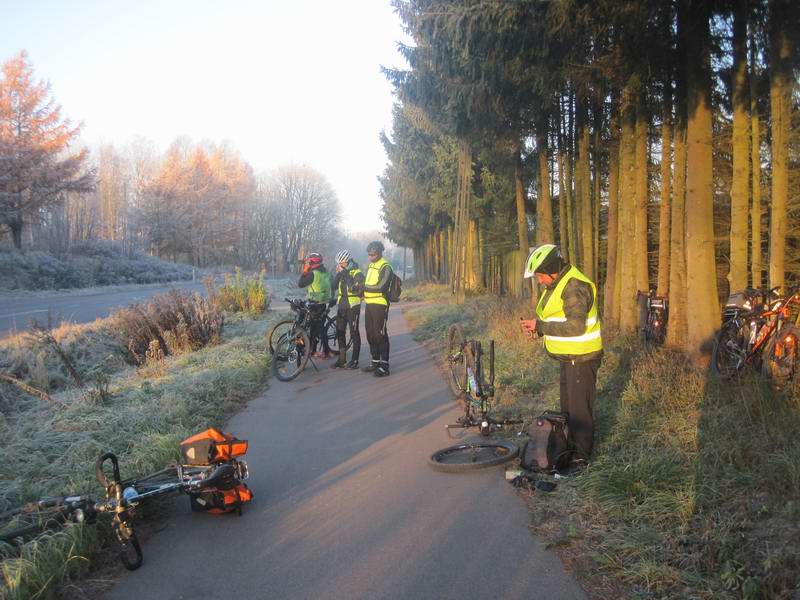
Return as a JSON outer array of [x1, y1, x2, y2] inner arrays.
[[0, 428, 251, 571], [268, 298, 353, 381], [711, 285, 799, 389], [428, 326, 521, 473]]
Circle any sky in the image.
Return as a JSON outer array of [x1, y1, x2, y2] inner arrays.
[[0, 0, 410, 234]]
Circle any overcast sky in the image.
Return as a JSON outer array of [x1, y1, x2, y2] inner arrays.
[[0, 0, 409, 234]]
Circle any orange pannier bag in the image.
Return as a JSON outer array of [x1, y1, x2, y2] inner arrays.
[[180, 427, 248, 465], [190, 483, 253, 514]]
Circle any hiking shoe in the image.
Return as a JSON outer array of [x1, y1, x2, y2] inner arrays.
[[330, 360, 346, 369], [374, 365, 390, 377], [345, 360, 359, 370], [362, 362, 378, 373]]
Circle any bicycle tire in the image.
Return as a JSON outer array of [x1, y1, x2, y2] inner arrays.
[[711, 321, 748, 380], [325, 314, 353, 353], [428, 441, 519, 473], [268, 320, 296, 355], [272, 327, 311, 382], [761, 324, 800, 390], [446, 324, 467, 398]]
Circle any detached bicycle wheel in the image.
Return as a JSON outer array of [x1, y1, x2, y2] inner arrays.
[[428, 441, 518, 473], [272, 328, 311, 382]]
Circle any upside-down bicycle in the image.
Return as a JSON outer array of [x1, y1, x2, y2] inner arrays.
[[428, 325, 522, 473]]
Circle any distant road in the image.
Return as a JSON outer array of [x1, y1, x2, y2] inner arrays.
[[0, 280, 209, 338]]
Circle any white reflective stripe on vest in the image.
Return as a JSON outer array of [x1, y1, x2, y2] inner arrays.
[[544, 329, 602, 343], [541, 316, 597, 326]]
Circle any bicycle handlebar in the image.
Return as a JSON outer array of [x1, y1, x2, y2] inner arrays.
[[95, 453, 121, 490]]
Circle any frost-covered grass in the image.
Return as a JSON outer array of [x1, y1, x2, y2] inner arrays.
[[406, 295, 800, 599], [0, 241, 194, 291], [0, 295, 278, 599]]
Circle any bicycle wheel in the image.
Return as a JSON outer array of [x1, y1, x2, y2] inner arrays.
[[268, 320, 295, 355], [446, 324, 467, 397], [325, 314, 352, 352], [272, 327, 311, 382], [762, 324, 800, 390], [711, 321, 748, 380], [428, 441, 519, 473]]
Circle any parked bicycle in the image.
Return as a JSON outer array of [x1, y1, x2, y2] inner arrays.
[[428, 326, 521, 473], [637, 288, 668, 349], [268, 298, 352, 381], [712, 285, 799, 389], [0, 428, 251, 571]]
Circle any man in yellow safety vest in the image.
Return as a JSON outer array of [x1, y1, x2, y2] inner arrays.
[[362, 241, 393, 377], [519, 244, 603, 469]]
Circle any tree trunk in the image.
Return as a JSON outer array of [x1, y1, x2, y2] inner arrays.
[[728, 0, 750, 294], [514, 141, 531, 300], [619, 83, 638, 334], [536, 129, 554, 245], [657, 84, 672, 297], [578, 112, 593, 278], [603, 98, 621, 329], [750, 26, 763, 289], [768, 0, 793, 291], [634, 90, 649, 294], [684, 1, 719, 357], [558, 152, 569, 254]]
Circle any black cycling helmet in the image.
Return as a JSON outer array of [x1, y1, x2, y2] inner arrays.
[[366, 241, 385, 255]]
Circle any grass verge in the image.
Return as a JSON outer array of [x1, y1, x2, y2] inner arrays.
[[0, 299, 277, 599], [403, 285, 800, 600]]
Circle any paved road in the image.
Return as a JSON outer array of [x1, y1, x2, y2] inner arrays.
[[0, 281, 209, 338], [107, 307, 586, 600]]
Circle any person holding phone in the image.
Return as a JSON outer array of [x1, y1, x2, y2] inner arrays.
[[520, 244, 602, 469]]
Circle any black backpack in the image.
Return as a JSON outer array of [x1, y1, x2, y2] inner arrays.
[[386, 271, 402, 303], [519, 411, 572, 473]]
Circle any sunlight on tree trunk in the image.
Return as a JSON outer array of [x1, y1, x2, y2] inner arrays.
[[729, 0, 750, 294]]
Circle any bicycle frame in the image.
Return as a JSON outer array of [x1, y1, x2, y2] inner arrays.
[[446, 340, 522, 437]]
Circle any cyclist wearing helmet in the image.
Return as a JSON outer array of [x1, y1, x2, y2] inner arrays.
[[298, 252, 333, 359], [362, 240, 393, 377], [520, 244, 602, 469], [330, 249, 365, 369]]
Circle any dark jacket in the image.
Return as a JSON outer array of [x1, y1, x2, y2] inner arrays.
[[537, 264, 603, 363]]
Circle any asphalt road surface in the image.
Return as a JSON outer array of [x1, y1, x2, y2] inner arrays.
[[0, 281, 209, 338], [106, 306, 587, 600]]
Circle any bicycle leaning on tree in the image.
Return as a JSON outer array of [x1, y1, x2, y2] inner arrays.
[[711, 284, 800, 389]]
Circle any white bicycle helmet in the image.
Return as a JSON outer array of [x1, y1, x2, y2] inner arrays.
[[335, 250, 352, 264]]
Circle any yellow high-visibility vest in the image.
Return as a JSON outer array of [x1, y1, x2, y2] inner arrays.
[[364, 258, 390, 306], [535, 265, 602, 356], [338, 267, 362, 307], [307, 270, 331, 303]]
